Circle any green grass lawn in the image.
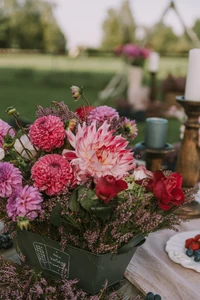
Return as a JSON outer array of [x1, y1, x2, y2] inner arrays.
[[0, 54, 185, 145]]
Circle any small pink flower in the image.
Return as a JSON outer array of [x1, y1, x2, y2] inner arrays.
[[0, 162, 22, 198], [31, 154, 73, 196], [133, 165, 153, 181], [29, 115, 66, 152], [121, 118, 138, 139], [0, 119, 15, 147], [7, 185, 43, 221], [87, 106, 119, 124]]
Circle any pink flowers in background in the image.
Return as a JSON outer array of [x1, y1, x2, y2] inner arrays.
[[31, 154, 73, 196], [65, 121, 135, 180], [7, 185, 43, 221], [0, 119, 15, 147], [29, 115, 66, 152], [95, 175, 127, 204], [0, 162, 22, 198], [87, 106, 119, 124], [114, 43, 150, 67]]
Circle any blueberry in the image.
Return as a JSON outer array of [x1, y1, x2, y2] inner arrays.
[[145, 292, 155, 300], [186, 249, 194, 257], [194, 255, 200, 262], [154, 294, 162, 300]]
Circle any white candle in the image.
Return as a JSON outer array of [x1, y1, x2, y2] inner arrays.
[[185, 49, 200, 101], [148, 52, 160, 73]]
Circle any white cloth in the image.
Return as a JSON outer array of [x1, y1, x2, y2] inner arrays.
[[125, 218, 200, 300]]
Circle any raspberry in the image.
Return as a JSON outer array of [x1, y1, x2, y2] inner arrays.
[[185, 238, 195, 249], [189, 243, 200, 251], [194, 234, 200, 242]]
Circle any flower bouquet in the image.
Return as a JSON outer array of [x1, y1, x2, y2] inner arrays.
[[114, 44, 149, 67], [0, 86, 196, 294]]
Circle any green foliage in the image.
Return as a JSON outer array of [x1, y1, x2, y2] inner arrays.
[[149, 23, 178, 54], [101, 0, 136, 50], [193, 19, 200, 39], [0, 0, 66, 53]]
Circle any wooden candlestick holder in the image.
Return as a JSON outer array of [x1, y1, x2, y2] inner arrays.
[[135, 142, 174, 172], [149, 72, 157, 102], [176, 96, 200, 218]]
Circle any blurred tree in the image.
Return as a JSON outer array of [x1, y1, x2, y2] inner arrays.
[[193, 19, 200, 40], [0, 0, 66, 53], [147, 23, 178, 54], [101, 0, 136, 50]]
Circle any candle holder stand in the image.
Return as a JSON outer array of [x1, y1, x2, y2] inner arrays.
[[149, 72, 157, 102], [176, 96, 200, 218], [135, 142, 174, 172]]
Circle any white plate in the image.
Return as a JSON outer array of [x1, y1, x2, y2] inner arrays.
[[165, 230, 200, 272]]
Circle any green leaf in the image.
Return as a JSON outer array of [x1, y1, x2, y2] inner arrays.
[[68, 189, 80, 212], [50, 203, 62, 226], [90, 205, 113, 222]]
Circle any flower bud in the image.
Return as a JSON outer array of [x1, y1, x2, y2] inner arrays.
[[6, 106, 17, 115], [17, 218, 30, 230], [0, 148, 5, 160], [71, 85, 82, 101], [66, 119, 77, 131]]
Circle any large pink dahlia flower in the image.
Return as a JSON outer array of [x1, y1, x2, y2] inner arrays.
[[31, 154, 73, 196], [64, 121, 135, 180], [0, 119, 15, 147], [0, 162, 22, 198], [29, 115, 66, 152], [6, 185, 43, 221], [87, 106, 119, 124]]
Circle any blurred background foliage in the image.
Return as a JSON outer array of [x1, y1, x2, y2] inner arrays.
[[0, 0, 66, 53], [0, 0, 199, 145]]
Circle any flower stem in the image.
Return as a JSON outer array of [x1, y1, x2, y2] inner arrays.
[[82, 94, 90, 107]]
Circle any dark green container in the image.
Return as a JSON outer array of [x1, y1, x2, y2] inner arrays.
[[14, 231, 145, 295]]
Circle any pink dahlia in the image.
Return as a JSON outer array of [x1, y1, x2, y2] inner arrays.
[[31, 154, 73, 196], [64, 121, 135, 180], [7, 185, 43, 221], [29, 115, 66, 152], [0, 162, 22, 198], [87, 106, 119, 124], [0, 119, 15, 147]]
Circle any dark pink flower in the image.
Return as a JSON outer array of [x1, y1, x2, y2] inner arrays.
[[75, 106, 95, 121], [7, 185, 43, 221], [31, 154, 73, 196], [95, 175, 128, 204], [0, 162, 22, 198], [29, 115, 66, 152]]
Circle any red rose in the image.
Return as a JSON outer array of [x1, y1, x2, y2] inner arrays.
[[144, 170, 185, 211], [95, 175, 128, 204], [75, 106, 95, 121]]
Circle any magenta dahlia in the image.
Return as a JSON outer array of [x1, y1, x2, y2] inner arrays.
[[7, 185, 43, 221], [87, 106, 119, 124], [29, 115, 66, 152], [0, 119, 15, 147], [0, 162, 22, 198], [31, 154, 73, 196]]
